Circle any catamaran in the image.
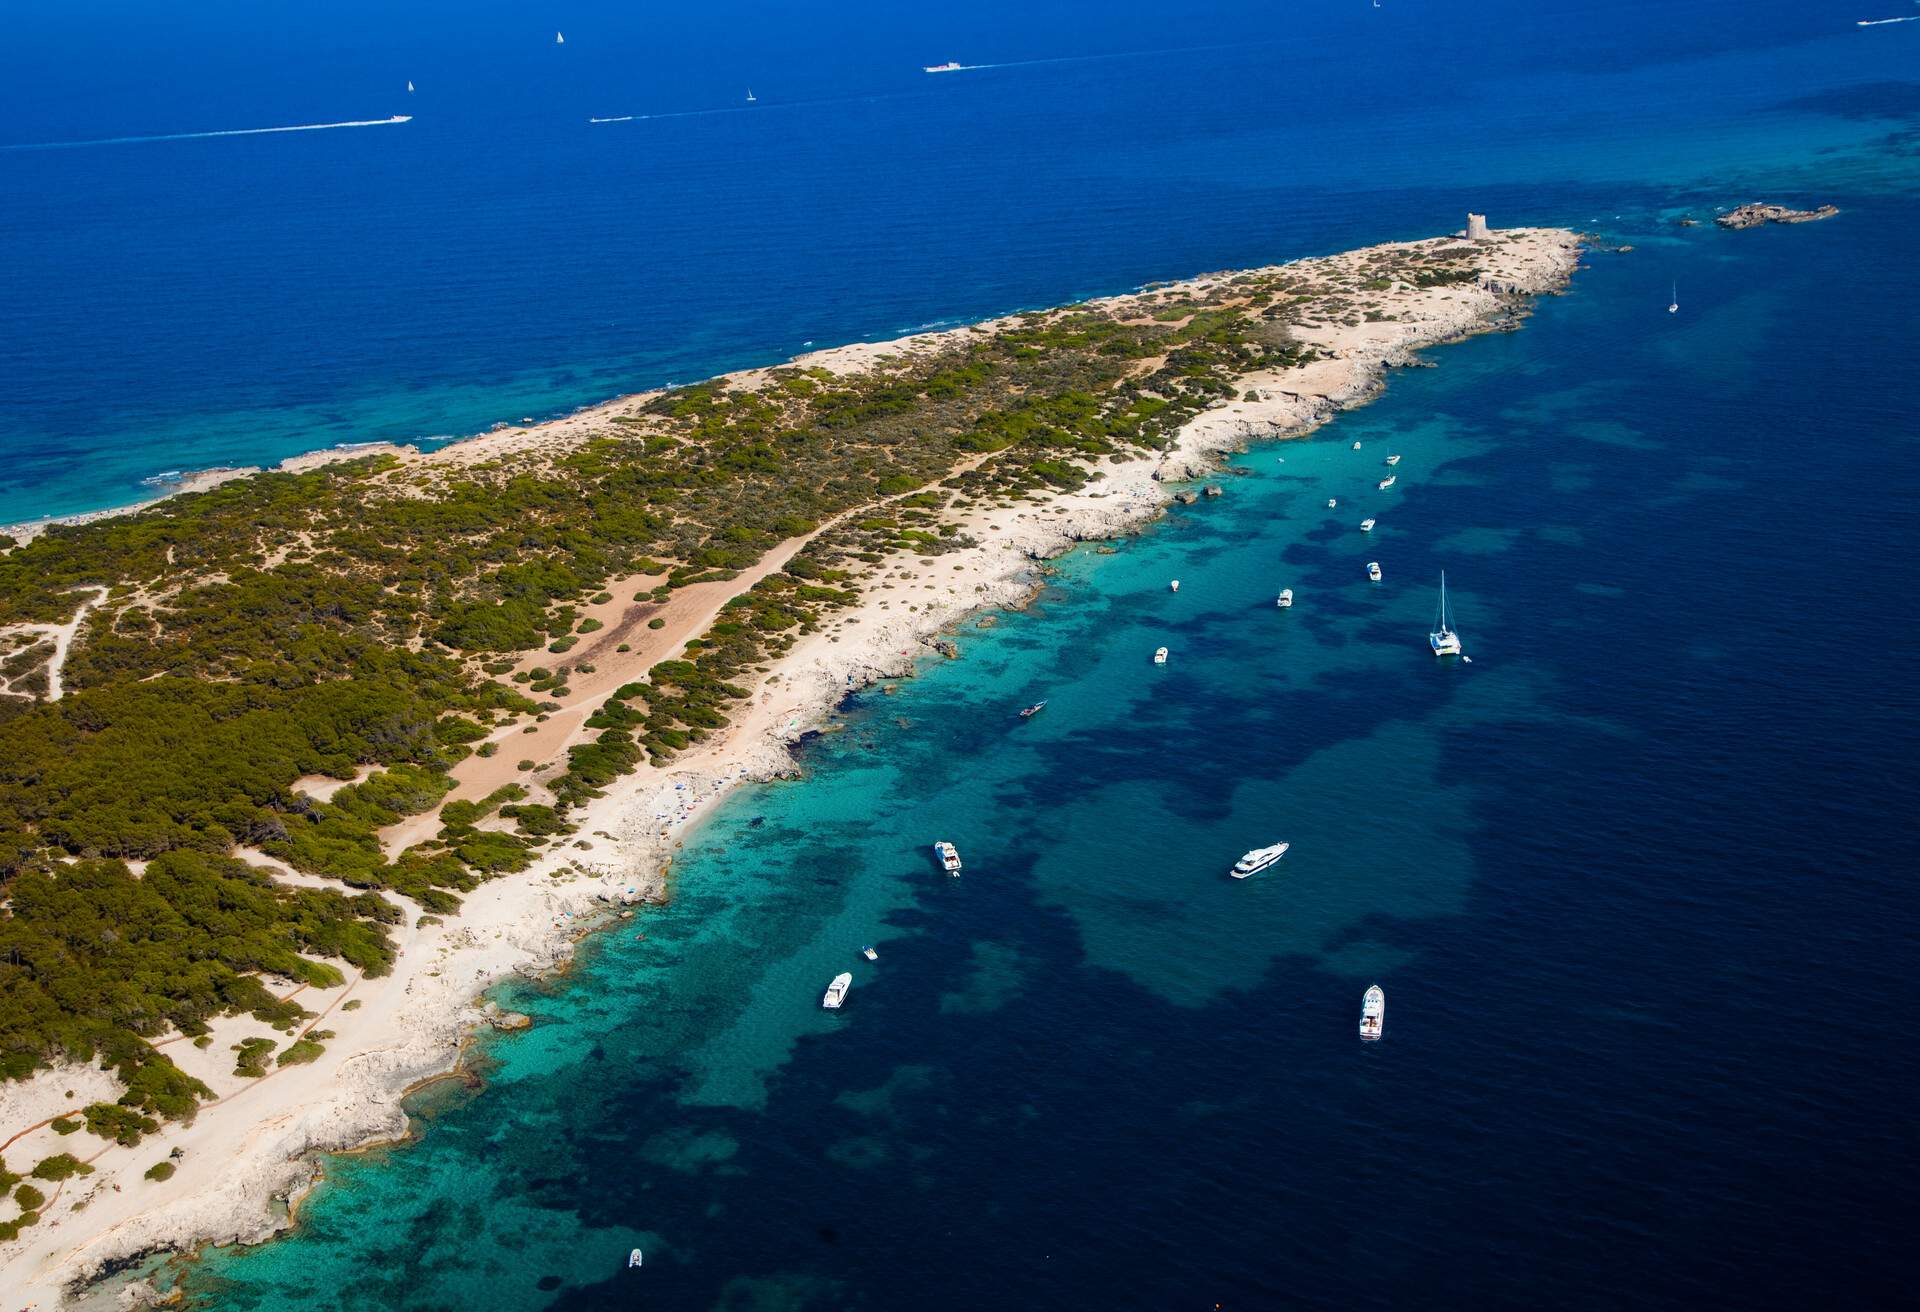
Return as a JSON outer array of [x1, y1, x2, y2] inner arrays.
[[1359, 985, 1385, 1040], [822, 972, 852, 1009], [1430, 571, 1463, 656], [1231, 842, 1290, 879], [934, 841, 963, 873]]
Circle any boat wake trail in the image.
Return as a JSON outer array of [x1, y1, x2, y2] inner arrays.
[[3, 114, 413, 152], [934, 40, 1253, 76], [1855, 14, 1919, 24]]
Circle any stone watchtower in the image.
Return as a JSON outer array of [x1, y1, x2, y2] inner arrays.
[[1465, 213, 1491, 242]]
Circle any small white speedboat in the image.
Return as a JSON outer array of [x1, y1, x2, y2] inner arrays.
[[1276, 588, 1294, 608], [1360, 984, 1385, 1040], [934, 841, 962, 873], [1385, 454, 1401, 467], [1351, 441, 1362, 451], [823, 972, 853, 1009], [1367, 561, 1383, 582], [1327, 498, 1338, 509], [1231, 842, 1290, 879], [1153, 646, 1169, 664], [1360, 518, 1376, 533], [862, 946, 879, 962], [1169, 579, 1180, 592]]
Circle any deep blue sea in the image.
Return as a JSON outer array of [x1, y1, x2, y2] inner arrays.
[[12, 1, 1919, 1308]]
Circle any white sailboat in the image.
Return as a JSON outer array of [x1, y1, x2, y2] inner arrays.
[[407, 80, 415, 94], [1429, 571, 1463, 656], [1668, 281, 1679, 314], [746, 88, 757, 103], [556, 31, 566, 45]]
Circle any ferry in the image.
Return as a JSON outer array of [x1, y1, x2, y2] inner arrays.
[[924, 61, 967, 73], [1384, 454, 1401, 466], [1367, 561, 1383, 582], [1360, 518, 1376, 533], [862, 946, 879, 962], [1230, 842, 1290, 879], [934, 841, 963, 873], [1276, 588, 1294, 608], [822, 972, 852, 1009], [1429, 572, 1463, 657], [1019, 700, 1048, 718], [1153, 646, 1169, 664], [1377, 475, 1397, 490], [1360, 985, 1385, 1040]]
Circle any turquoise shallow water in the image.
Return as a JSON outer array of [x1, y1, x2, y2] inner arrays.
[[168, 192, 1920, 1309]]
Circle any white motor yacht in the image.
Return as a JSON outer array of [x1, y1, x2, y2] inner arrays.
[[1360, 985, 1385, 1040], [822, 973, 853, 1009], [1231, 842, 1290, 879]]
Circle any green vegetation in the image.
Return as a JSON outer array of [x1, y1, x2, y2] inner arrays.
[[0, 238, 1477, 1120], [276, 1030, 332, 1066], [30, 1152, 92, 1181], [144, 1161, 175, 1182], [13, 1182, 45, 1210], [232, 1037, 276, 1078]]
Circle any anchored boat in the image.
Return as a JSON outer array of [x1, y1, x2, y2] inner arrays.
[[1019, 700, 1048, 718], [933, 841, 962, 873], [1367, 561, 1382, 583], [1231, 842, 1290, 879], [1153, 646, 1168, 664], [822, 972, 852, 1009], [1430, 571, 1463, 657], [1360, 985, 1385, 1040], [1276, 588, 1294, 608]]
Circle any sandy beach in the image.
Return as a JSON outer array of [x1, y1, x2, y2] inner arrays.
[[0, 225, 1579, 1307]]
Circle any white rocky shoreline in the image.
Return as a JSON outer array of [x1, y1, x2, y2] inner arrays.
[[0, 222, 1582, 1309]]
